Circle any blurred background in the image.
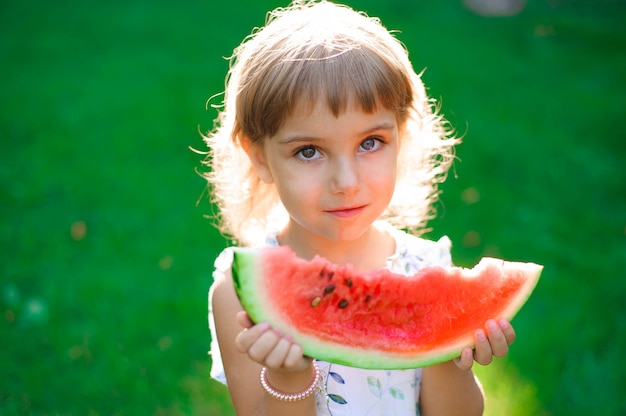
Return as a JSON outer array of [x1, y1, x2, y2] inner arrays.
[[1, 0, 624, 414]]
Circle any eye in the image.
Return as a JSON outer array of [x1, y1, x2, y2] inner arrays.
[[295, 146, 322, 161], [359, 137, 383, 153]]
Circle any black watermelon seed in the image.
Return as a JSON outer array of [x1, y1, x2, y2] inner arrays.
[[323, 284, 335, 295], [364, 295, 371, 302], [344, 278, 353, 288], [338, 299, 349, 309], [327, 271, 334, 280]]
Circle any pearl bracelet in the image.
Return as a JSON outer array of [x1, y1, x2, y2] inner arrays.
[[260, 362, 322, 402]]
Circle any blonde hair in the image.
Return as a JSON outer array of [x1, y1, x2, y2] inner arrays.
[[202, 0, 459, 246]]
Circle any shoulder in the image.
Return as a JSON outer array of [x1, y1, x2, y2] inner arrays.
[[401, 232, 452, 266], [213, 247, 235, 278], [210, 246, 240, 295], [209, 247, 246, 349], [209, 247, 241, 329], [385, 227, 452, 274]]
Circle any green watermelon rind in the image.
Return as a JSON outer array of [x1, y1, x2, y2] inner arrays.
[[232, 247, 542, 370]]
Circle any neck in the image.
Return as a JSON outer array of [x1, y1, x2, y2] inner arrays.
[[277, 222, 395, 273]]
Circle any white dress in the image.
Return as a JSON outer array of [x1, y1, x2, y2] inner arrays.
[[208, 227, 452, 416]]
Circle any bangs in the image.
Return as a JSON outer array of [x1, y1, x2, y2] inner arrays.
[[291, 45, 412, 116], [238, 43, 413, 141]]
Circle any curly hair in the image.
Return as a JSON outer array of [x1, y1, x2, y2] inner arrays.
[[201, 0, 459, 246]]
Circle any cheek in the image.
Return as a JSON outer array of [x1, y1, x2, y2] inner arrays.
[[273, 170, 321, 205], [380, 173, 397, 199], [367, 158, 397, 188]]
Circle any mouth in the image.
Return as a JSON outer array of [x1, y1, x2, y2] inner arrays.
[[325, 205, 366, 218]]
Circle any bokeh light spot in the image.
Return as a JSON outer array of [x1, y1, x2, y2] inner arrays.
[[159, 256, 173, 270], [461, 187, 480, 205], [159, 336, 173, 351], [71, 220, 87, 241], [463, 0, 526, 16], [463, 230, 481, 247]]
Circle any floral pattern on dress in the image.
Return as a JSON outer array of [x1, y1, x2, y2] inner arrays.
[[208, 226, 452, 415], [315, 361, 422, 416]]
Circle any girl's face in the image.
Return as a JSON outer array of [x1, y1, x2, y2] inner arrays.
[[249, 99, 399, 244]]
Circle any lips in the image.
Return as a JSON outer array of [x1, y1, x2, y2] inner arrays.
[[325, 205, 366, 218]]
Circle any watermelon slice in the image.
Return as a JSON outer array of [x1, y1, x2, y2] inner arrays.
[[232, 246, 542, 369]]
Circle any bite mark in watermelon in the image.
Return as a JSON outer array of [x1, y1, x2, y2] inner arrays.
[[232, 246, 542, 369]]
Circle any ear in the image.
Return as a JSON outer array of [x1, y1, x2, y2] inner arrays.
[[241, 137, 274, 184]]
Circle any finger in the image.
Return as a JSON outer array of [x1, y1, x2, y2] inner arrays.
[[485, 319, 509, 357], [473, 328, 493, 365], [247, 328, 284, 363], [283, 338, 310, 371], [498, 319, 516, 345], [235, 322, 270, 353], [454, 347, 474, 371], [263, 333, 293, 368], [236, 311, 255, 329]]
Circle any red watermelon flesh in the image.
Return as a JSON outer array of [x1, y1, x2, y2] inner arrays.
[[231, 246, 542, 369]]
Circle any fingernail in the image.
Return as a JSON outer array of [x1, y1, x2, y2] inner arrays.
[[475, 329, 486, 341], [256, 322, 270, 332], [498, 319, 510, 329], [486, 320, 499, 332]]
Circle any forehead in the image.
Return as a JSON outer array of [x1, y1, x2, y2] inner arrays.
[[274, 96, 399, 140]]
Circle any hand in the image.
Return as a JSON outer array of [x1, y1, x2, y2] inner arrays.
[[234, 311, 312, 372], [454, 319, 516, 371]]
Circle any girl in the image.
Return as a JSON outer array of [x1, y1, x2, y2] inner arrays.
[[204, 1, 515, 415]]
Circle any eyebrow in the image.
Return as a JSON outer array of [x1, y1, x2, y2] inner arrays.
[[278, 121, 396, 145]]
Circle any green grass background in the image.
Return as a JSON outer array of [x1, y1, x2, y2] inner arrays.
[[1, 0, 624, 414]]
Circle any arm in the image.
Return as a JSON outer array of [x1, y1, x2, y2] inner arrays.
[[211, 270, 318, 416], [419, 319, 515, 416]]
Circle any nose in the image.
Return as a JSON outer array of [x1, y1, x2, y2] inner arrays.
[[329, 157, 360, 195]]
